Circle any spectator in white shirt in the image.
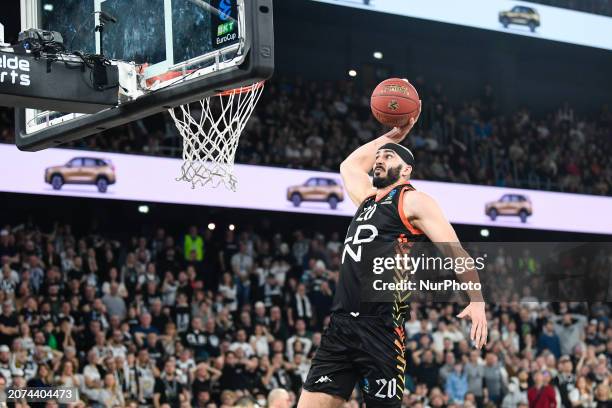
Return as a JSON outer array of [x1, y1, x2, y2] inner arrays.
[[250, 324, 273, 357], [286, 319, 312, 361], [229, 329, 255, 358], [231, 243, 254, 278], [218, 273, 238, 312], [83, 349, 102, 390], [288, 284, 312, 327]]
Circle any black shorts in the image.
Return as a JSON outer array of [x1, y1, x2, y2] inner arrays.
[[303, 313, 407, 407]]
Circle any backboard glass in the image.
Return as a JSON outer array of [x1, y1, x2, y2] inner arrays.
[[16, 0, 273, 151]]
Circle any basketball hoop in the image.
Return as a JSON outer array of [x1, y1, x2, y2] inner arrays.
[[168, 81, 264, 191]]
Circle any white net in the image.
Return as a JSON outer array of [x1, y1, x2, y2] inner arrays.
[[169, 81, 265, 191]]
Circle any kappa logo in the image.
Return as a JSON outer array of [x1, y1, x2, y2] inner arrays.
[[388, 100, 399, 111], [350, 312, 360, 317], [315, 376, 332, 384]]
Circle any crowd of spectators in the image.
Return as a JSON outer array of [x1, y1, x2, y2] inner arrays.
[[0, 220, 609, 407], [238, 78, 612, 196], [2, 74, 610, 197]]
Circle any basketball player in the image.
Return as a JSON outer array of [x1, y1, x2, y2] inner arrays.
[[298, 109, 487, 408]]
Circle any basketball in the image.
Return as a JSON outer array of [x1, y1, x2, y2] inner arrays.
[[370, 78, 420, 127]]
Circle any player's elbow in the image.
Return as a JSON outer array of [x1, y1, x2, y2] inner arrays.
[[340, 159, 357, 178], [339, 160, 350, 174], [339, 161, 354, 186]]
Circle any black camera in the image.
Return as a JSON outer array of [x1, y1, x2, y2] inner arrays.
[[17, 28, 64, 52]]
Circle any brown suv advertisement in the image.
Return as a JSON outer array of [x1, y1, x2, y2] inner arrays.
[[499, 5, 541, 32], [287, 177, 344, 209], [485, 194, 533, 223], [45, 157, 116, 193]]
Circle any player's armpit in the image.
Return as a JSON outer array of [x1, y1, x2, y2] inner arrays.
[[339, 162, 373, 206], [403, 190, 459, 242]]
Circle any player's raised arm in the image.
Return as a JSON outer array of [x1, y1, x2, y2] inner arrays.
[[404, 190, 488, 349], [340, 106, 420, 206]]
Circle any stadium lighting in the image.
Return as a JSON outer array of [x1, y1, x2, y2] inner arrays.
[[43, 4, 54, 11], [373, 51, 383, 59], [229, 224, 236, 231], [208, 223, 216, 230], [348, 69, 357, 77], [138, 205, 149, 214], [480, 228, 490, 238]]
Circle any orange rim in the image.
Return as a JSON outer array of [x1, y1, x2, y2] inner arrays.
[[145, 69, 197, 88], [216, 81, 265, 97]]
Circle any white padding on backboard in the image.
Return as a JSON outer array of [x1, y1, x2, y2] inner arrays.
[[115, 61, 143, 102]]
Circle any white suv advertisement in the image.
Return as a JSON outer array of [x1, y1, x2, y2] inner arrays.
[[1, 145, 611, 235], [312, 0, 612, 52]]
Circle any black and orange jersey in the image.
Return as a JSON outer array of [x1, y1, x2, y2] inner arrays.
[[331, 183, 429, 323]]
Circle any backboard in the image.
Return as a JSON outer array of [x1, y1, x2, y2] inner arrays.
[[15, 0, 274, 151]]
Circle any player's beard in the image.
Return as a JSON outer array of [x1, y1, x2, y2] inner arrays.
[[373, 164, 402, 188]]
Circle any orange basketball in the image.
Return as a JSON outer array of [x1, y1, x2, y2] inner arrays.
[[370, 78, 420, 127]]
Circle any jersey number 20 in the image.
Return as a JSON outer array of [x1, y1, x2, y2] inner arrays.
[[356, 204, 377, 222], [375, 378, 397, 399]]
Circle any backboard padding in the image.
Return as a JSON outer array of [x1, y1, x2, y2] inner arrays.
[[15, 0, 274, 151]]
